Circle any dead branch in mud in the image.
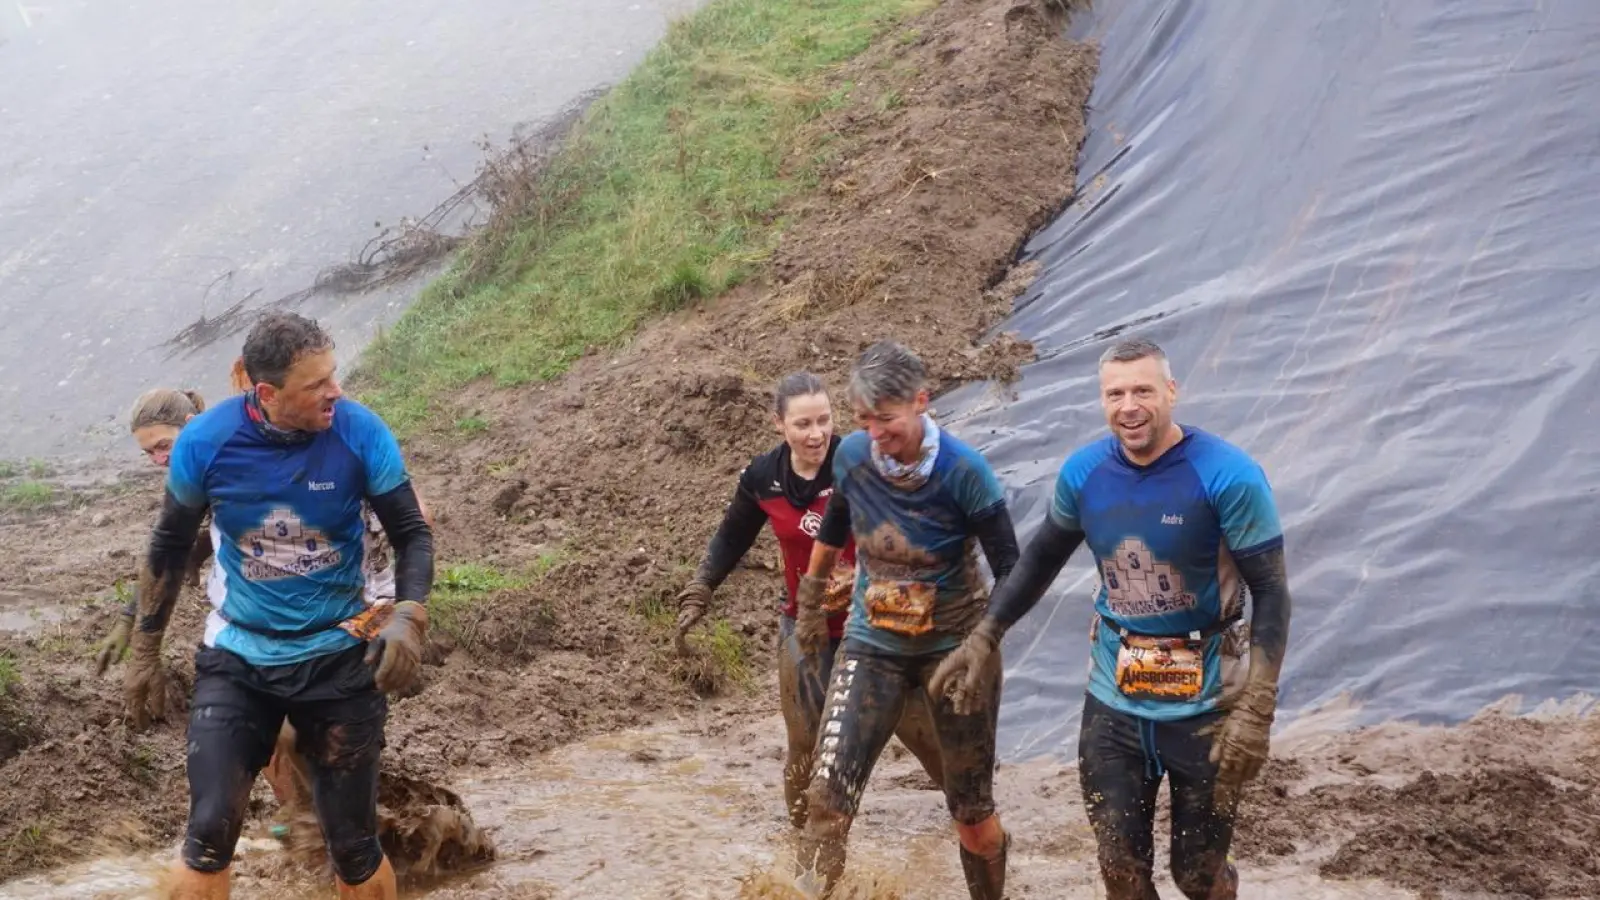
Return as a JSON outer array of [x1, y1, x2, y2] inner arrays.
[[160, 88, 605, 358]]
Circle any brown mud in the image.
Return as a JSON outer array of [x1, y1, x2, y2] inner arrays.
[[0, 0, 1592, 897]]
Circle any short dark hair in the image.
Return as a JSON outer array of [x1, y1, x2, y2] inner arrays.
[[847, 340, 927, 407], [1098, 337, 1172, 376], [775, 371, 827, 417], [242, 312, 334, 388]]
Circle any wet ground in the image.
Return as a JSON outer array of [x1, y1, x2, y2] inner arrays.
[[0, 0, 701, 461], [4, 706, 1429, 900]]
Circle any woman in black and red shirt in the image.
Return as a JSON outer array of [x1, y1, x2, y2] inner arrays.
[[675, 372, 944, 828]]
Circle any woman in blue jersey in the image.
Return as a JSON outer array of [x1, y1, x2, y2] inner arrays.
[[790, 340, 1019, 900]]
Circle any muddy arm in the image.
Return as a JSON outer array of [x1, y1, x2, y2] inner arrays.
[[969, 504, 1020, 587], [802, 489, 851, 580], [136, 491, 207, 634], [368, 481, 435, 604], [983, 516, 1085, 631], [1233, 547, 1291, 686], [691, 477, 769, 590]]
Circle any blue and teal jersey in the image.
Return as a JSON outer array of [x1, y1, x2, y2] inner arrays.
[[1050, 426, 1283, 720], [834, 429, 1007, 656], [167, 395, 410, 666]]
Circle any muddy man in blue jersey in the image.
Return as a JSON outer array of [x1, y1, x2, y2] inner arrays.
[[792, 340, 1021, 900], [121, 312, 434, 900], [932, 337, 1293, 900]]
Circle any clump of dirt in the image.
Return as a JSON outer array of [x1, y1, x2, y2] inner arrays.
[[0, 0, 1098, 883]]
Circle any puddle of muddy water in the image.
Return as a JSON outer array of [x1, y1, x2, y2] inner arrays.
[[6, 712, 1416, 900], [0, 589, 78, 633]]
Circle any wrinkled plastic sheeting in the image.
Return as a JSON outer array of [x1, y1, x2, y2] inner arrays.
[[936, 0, 1600, 761]]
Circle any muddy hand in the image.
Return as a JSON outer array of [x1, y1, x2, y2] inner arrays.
[[366, 600, 429, 694], [793, 575, 830, 660], [673, 581, 712, 654], [1209, 680, 1278, 805], [122, 630, 167, 731], [928, 618, 1002, 715], [94, 610, 135, 676]]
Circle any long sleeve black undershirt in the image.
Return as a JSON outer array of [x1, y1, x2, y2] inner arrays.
[[969, 505, 1020, 587], [137, 491, 209, 633], [1232, 546, 1292, 674], [985, 516, 1086, 630], [367, 480, 434, 604], [694, 485, 769, 589]]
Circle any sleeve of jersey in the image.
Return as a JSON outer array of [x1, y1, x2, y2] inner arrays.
[[165, 428, 211, 509], [954, 448, 1007, 519], [1209, 455, 1285, 558], [1046, 458, 1083, 533], [348, 404, 410, 496]]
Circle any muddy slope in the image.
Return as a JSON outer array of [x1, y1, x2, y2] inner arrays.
[[0, 0, 1098, 882]]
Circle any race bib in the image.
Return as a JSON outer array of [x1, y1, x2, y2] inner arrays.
[[1114, 634, 1205, 702], [864, 580, 936, 636], [337, 605, 394, 641], [822, 564, 854, 616]]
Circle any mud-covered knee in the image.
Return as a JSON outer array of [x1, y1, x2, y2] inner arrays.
[[182, 827, 236, 874], [1171, 853, 1235, 900], [329, 834, 384, 886], [801, 802, 852, 843], [955, 814, 1006, 859]]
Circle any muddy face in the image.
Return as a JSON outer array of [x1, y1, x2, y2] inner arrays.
[[1099, 356, 1178, 464], [257, 348, 343, 432], [853, 393, 928, 465], [776, 392, 834, 476], [132, 423, 183, 468]]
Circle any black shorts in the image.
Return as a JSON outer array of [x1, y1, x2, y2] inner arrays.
[[184, 642, 386, 874], [1077, 692, 1238, 898]]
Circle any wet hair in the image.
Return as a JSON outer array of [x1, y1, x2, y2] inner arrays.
[[1098, 337, 1173, 379], [242, 312, 334, 388], [774, 372, 828, 418], [128, 388, 206, 432], [847, 340, 928, 407]]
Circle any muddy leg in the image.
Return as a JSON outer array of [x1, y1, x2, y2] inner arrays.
[[179, 649, 283, 891], [778, 617, 842, 828], [891, 686, 947, 791], [921, 647, 1005, 900], [1078, 694, 1162, 900], [291, 656, 390, 895], [797, 643, 908, 893], [1161, 711, 1238, 900]]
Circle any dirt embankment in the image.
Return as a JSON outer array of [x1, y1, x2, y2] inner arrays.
[[0, 0, 1098, 883]]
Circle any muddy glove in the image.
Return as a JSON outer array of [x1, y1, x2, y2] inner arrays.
[[365, 600, 429, 694], [674, 581, 713, 650], [122, 629, 167, 731], [94, 609, 135, 676], [794, 574, 831, 659], [928, 617, 1003, 716], [1210, 679, 1278, 805]]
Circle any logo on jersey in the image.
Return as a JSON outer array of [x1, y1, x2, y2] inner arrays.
[[239, 508, 342, 581], [800, 510, 824, 538], [1099, 536, 1195, 617]]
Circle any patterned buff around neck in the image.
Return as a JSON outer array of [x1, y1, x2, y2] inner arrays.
[[244, 389, 315, 446], [870, 413, 941, 490]]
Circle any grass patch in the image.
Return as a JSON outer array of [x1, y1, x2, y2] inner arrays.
[[428, 553, 566, 653], [635, 584, 752, 697], [0, 653, 18, 696], [1, 482, 54, 511], [353, 0, 938, 432]]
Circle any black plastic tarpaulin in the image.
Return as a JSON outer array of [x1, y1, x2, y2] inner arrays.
[[938, 0, 1600, 760]]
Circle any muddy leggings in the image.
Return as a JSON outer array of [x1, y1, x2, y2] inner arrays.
[[184, 644, 387, 885], [776, 617, 945, 827], [1078, 692, 1239, 900], [799, 639, 1002, 890]]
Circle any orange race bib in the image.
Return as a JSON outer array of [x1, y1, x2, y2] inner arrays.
[[864, 580, 936, 636], [1114, 634, 1204, 702], [337, 605, 393, 641], [822, 564, 855, 616]]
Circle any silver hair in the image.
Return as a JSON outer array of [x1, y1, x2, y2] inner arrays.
[[1098, 337, 1173, 380], [847, 340, 927, 407]]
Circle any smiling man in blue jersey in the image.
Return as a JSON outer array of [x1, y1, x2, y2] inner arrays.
[[932, 338, 1293, 900], [121, 312, 433, 900]]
